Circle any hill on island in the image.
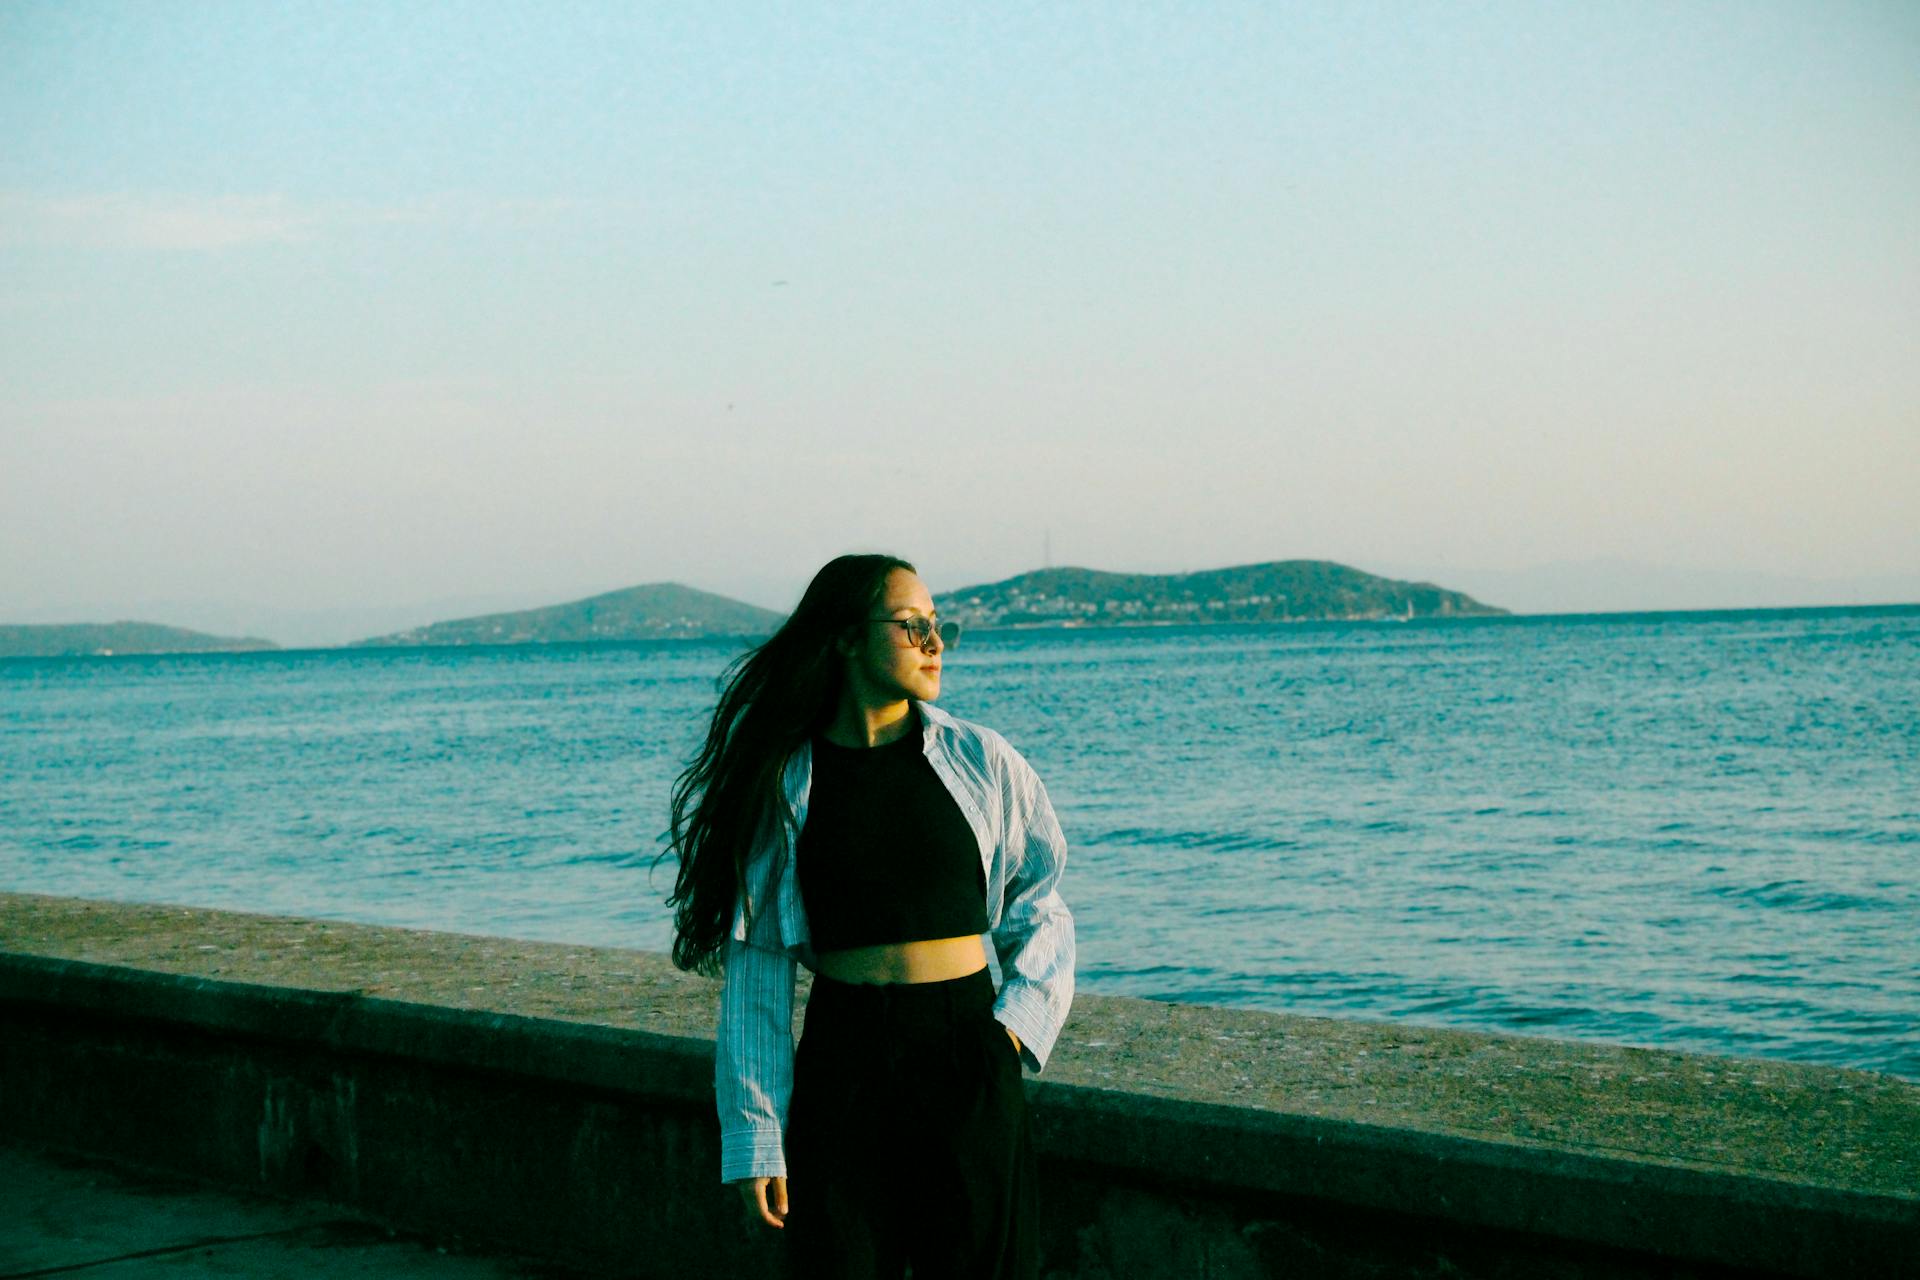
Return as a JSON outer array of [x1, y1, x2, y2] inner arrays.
[[944, 560, 1506, 628], [0, 622, 281, 658], [4, 560, 1507, 658], [346, 582, 785, 648]]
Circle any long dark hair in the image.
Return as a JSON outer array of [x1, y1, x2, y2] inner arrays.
[[660, 553, 916, 976]]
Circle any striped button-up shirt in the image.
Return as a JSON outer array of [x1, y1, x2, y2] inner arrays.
[[715, 697, 1075, 1183]]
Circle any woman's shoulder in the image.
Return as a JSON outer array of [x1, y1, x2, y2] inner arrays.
[[917, 698, 989, 744], [916, 701, 1029, 772]]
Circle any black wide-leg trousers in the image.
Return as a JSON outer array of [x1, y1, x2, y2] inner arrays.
[[783, 966, 1038, 1280]]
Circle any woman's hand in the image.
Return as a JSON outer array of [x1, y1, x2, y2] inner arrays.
[[736, 1175, 788, 1229]]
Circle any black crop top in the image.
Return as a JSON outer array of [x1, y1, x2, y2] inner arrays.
[[796, 707, 988, 952]]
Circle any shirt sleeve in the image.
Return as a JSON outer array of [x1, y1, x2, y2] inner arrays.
[[714, 932, 796, 1183], [987, 744, 1075, 1075]]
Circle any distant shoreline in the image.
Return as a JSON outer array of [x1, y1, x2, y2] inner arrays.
[[6, 599, 1917, 661]]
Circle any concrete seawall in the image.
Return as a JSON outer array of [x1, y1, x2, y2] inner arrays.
[[1, 891, 1913, 1278]]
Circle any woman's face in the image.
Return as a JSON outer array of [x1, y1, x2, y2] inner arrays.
[[839, 567, 944, 706]]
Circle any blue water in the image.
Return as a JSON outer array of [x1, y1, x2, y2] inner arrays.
[[4, 606, 1917, 1080]]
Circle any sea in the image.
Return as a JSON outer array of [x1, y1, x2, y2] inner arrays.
[[3, 605, 1916, 1081]]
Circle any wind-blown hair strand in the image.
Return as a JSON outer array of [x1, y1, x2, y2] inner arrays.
[[659, 553, 915, 976]]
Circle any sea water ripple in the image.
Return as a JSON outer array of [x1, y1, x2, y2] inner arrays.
[[2, 605, 1916, 1078]]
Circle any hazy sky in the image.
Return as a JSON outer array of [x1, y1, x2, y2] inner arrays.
[[5, 2, 1917, 642]]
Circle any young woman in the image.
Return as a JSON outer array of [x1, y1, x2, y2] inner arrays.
[[665, 553, 1075, 1279]]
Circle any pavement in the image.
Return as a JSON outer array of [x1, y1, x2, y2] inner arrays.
[[0, 1144, 597, 1279]]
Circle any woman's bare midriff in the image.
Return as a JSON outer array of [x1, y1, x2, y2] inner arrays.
[[813, 933, 988, 984]]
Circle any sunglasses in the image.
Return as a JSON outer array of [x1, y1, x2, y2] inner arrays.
[[870, 616, 961, 651]]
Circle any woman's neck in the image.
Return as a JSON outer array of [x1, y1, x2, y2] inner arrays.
[[820, 699, 916, 749]]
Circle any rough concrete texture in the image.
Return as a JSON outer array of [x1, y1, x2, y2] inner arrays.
[[4, 891, 1910, 1197], [0, 1143, 592, 1278], [3, 891, 1915, 1279]]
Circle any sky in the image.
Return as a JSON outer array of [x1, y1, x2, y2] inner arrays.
[[4, 2, 1917, 645]]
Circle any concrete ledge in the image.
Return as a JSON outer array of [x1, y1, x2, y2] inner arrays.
[[3, 892, 1915, 1278], [0, 953, 712, 1103]]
